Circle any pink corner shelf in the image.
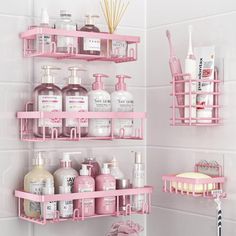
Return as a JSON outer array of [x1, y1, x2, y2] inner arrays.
[[15, 186, 153, 225], [20, 27, 140, 63], [162, 162, 226, 198]]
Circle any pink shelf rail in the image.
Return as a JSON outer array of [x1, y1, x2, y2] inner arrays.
[[162, 161, 226, 198], [170, 68, 222, 126], [20, 27, 140, 63], [17, 103, 146, 142], [15, 186, 153, 225]]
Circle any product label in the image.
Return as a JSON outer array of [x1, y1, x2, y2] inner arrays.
[[133, 170, 145, 187], [112, 40, 127, 57], [78, 185, 94, 212], [65, 96, 88, 127], [29, 181, 45, 213], [38, 95, 62, 128], [57, 24, 77, 49], [65, 176, 76, 191], [37, 34, 51, 45], [41, 201, 57, 219], [59, 200, 73, 218], [83, 38, 101, 51], [103, 181, 116, 210]]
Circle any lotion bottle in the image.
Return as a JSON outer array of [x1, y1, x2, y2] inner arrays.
[[111, 75, 134, 137], [88, 74, 111, 137], [73, 164, 95, 217], [95, 163, 116, 215], [53, 152, 79, 193], [109, 157, 124, 180], [33, 66, 62, 138], [24, 152, 54, 218], [62, 66, 88, 137]]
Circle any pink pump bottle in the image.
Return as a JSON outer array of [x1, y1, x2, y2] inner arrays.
[[82, 157, 101, 178], [73, 164, 95, 217], [95, 163, 116, 215]]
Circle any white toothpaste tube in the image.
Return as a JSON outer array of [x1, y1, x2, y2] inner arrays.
[[194, 46, 215, 123]]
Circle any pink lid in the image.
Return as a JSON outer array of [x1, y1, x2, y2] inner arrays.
[[92, 73, 109, 90], [115, 75, 131, 91]]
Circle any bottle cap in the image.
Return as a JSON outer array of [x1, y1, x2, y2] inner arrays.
[[85, 14, 99, 25], [40, 8, 49, 25], [68, 66, 86, 85], [33, 151, 45, 166], [61, 152, 81, 168], [134, 152, 142, 164], [115, 75, 131, 91], [80, 164, 91, 176], [60, 10, 72, 18], [41, 65, 60, 84], [101, 163, 111, 174], [42, 178, 54, 195], [92, 73, 108, 90], [59, 178, 71, 194]]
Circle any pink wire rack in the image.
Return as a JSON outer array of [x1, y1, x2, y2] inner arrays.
[[20, 27, 140, 63], [15, 186, 153, 225], [170, 68, 222, 126], [162, 161, 226, 198]]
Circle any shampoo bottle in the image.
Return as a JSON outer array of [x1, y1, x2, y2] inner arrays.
[[24, 152, 54, 218], [79, 15, 100, 55], [88, 74, 111, 137], [33, 65, 62, 138], [53, 152, 79, 193], [73, 164, 95, 217], [111, 75, 134, 137], [62, 66, 88, 137], [95, 163, 116, 215]]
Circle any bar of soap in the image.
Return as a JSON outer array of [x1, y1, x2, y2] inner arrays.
[[172, 172, 213, 193]]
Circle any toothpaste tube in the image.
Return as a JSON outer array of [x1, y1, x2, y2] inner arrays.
[[194, 46, 215, 123]]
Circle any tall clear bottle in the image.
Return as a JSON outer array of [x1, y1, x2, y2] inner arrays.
[[55, 10, 77, 53], [33, 66, 62, 138], [62, 67, 88, 137]]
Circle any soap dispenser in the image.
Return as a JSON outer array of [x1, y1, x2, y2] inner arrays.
[[33, 65, 62, 138], [73, 164, 95, 217], [62, 66, 88, 137], [88, 74, 111, 137], [79, 15, 101, 55], [111, 75, 134, 137]]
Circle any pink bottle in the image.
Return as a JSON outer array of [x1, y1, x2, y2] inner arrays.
[[73, 164, 95, 217], [95, 163, 116, 215], [82, 157, 101, 178]]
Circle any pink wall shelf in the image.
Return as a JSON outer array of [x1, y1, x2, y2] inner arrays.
[[162, 161, 226, 198], [15, 186, 153, 225], [20, 27, 140, 63]]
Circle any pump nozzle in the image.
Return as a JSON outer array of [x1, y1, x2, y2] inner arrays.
[[61, 152, 81, 167], [101, 163, 111, 174], [68, 66, 86, 85], [80, 164, 92, 176], [41, 65, 60, 84], [85, 14, 99, 25], [115, 75, 131, 91], [33, 151, 45, 166], [40, 8, 49, 25], [92, 73, 109, 90]]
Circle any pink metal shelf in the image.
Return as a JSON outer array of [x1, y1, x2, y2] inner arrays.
[[20, 27, 140, 63], [15, 186, 153, 225], [162, 162, 226, 198]]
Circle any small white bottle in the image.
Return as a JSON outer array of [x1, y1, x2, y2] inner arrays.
[[40, 179, 57, 220], [111, 75, 134, 137], [132, 152, 145, 211], [88, 74, 111, 137], [109, 157, 124, 180], [58, 178, 73, 218]]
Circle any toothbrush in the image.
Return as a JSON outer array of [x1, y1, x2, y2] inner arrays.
[[166, 30, 184, 119], [212, 190, 223, 236]]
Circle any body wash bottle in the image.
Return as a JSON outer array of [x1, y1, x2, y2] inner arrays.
[[79, 15, 100, 55], [33, 66, 62, 138], [55, 10, 77, 53], [111, 75, 134, 137], [62, 67, 88, 137], [88, 74, 111, 137], [73, 164, 95, 217], [24, 152, 54, 218], [95, 163, 116, 215]]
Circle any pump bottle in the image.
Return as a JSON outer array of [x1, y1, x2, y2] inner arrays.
[[73, 164, 95, 217], [62, 66, 88, 137], [109, 157, 124, 179], [79, 15, 100, 55], [88, 74, 111, 137], [33, 66, 62, 138], [111, 75, 134, 137]]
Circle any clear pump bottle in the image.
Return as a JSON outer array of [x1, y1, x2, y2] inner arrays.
[[62, 66, 88, 137], [55, 10, 77, 53], [79, 15, 101, 55], [33, 66, 62, 138]]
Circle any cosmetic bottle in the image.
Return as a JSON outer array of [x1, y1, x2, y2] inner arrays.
[[88, 74, 111, 137], [40, 178, 57, 220], [111, 75, 134, 137], [55, 10, 77, 53], [82, 157, 101, 178], [53, 152, 79, 193], [36, 8, 52, 53], [24, 152, 54, 218], [184, 26, 197, 123], [33, 65, 62, 138], [109, 157, 124, 179], [58, 178, 73, 218], [95, 163, 116, 215], [116, 179, 130, 211], [131, 152, 145, 211], [73, 164, 95, 217], [62, 66, 88, 137], [79, 15, 100, 55]]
